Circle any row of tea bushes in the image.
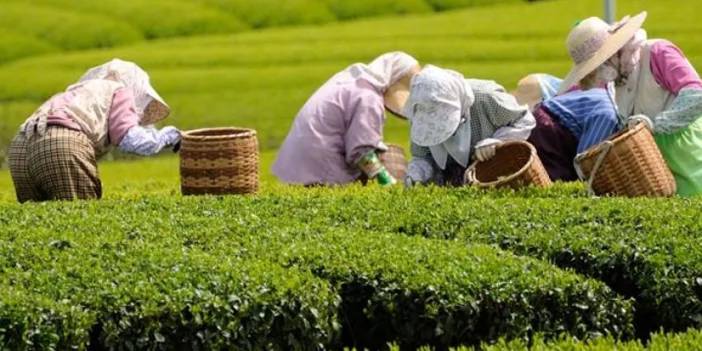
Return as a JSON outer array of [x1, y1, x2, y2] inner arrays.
[[388, 328, 702, 350], [230, 185, 702, 337], [0, 196, 633, 349]]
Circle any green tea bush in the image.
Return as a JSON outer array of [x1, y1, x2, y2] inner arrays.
[[0, 196, 633, 349], [267, 229, 633, 349], [27, 0, 248, 39], [200, 0, 335, 28], [325, 0, 432, 20], [0, 2, 142, 50], [425, 0, 521, 11], [0, 30, 56, 64], [0, 220, 340, 350], [0, 288, 94, 350], [464, 329, 702, 350], [227, 186, 702, 337]]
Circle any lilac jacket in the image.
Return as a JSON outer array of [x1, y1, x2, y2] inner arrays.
[[273, 76, 385, 185]]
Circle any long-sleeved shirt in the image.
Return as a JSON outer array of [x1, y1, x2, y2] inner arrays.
[[46, 87, 139, 145], [542, 88, 619, 153], [647, 41, 702, 133], [41, 85, 178, 155], [272, 76, 385, 185]]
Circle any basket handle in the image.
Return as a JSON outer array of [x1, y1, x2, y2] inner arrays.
[[464, 167, 477, 186], [574, 141, 614, 196]]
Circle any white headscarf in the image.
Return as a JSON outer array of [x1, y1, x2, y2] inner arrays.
[[78, 58, 170, 124], [404, 65, 475, 169], [333, 51, 419, 92]]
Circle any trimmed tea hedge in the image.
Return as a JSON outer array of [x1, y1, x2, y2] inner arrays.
[[448, 329, 702, 350], [0, 219, 339, 350], [259, 229, 633, 349], [325, 0, 432, 20], [27, 0, 248, 39], [0, 2, 142, 50], [0, 196, 634, 349], [230, 185, 702, 337], [201, 0, 336, 28], [0, 30, 56, 64]]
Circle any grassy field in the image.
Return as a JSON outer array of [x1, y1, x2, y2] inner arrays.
[[3, 0, 702, 349]]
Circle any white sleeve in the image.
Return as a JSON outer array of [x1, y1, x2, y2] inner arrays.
[[118, 125, 181, 156]]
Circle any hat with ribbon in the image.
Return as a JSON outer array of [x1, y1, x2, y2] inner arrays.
[[558, 11, 647, 94]]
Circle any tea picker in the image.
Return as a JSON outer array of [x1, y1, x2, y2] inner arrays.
[[403, 65, 536, 187], [8, 59, 180, 202], [272, 52, 420, 187]]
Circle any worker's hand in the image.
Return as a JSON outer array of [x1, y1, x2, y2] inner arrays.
[[628, 114, 653, 131], [376, 168, 397, 187], [404, 158, 434, 187], [474, 138, 502, 162]]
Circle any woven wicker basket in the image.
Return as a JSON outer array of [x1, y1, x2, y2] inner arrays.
[[464, 140, 552, 189], [379, 144, 408, 180], [574, 123, 675, 197], [180, 127, 259, 195]]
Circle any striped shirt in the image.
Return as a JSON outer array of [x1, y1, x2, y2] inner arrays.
[[542, 88, 619, 153]]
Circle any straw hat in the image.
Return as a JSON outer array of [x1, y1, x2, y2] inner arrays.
[[511, 74, 543, 109], [558, 11, 647, 94], [384, 64, 421, 119]]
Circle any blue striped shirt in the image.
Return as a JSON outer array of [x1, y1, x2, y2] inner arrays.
[[542, 88, 619, 153]]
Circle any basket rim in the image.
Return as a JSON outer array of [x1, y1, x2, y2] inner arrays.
[[182, 127, 257, 142], [466, 140, 536, 186], [577, 123, 644, 160]]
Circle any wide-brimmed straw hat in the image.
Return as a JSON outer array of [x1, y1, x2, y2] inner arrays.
[[384, 64, 421, 119], [558, 11, 647, 94], [511, 74, 543, 109]]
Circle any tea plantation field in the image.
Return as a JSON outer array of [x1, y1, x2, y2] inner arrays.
[[3, 0, 702, 349], [2, 0, 702, 164]]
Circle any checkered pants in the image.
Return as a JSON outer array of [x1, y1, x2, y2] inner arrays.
[[8, 127, 101, 202]]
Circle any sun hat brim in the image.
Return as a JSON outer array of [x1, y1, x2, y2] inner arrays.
[[141, 85, 171, 125], [558, 11, 647, 94], [511, 74, 543, 109], [384, 85, 410, 119]]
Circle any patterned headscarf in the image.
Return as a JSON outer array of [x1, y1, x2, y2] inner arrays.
[[404, 65, 476, 169], [78, 58, 170, 125]]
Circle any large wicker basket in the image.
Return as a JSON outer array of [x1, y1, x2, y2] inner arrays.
[[464, 140, 552, 189], [574, 123, 675, 197], [180, 127, 259, 195], [379, 144, 408, 180]]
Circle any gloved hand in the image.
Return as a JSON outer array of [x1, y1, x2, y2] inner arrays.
[[376, 168, 397, 187], [474, 138, 502, 162], [404, 158, 434, 187], [160, 126, 181, 146], [627, 114, 653, 131], [118, 125, 182, 156]]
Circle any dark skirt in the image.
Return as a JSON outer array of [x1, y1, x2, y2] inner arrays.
[[527, 105, 579, 182]]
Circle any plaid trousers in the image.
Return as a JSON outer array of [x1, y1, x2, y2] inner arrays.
[[8, 126, 101, 202]]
